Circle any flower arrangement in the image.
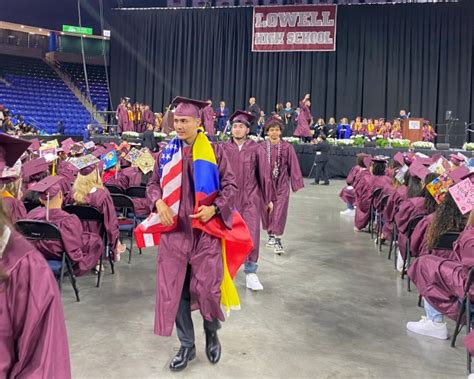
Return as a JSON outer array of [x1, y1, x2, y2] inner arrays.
[[249, 135, 265, 143], [122, 131, 139, 137], [463, 142, 474, 151], [350, 135, 365, 147], [375, 138, 389, 148], [411, 141, 435, 150], [390, 139, 411, 148], [334, 139, 354, 146], [168, 130, 177, 137], [282, 137, 300, 145], [153, 132, 167, 141], [326, 138, 336, 145]]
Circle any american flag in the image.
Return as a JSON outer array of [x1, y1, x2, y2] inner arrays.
[[134, 138, 182, 248]]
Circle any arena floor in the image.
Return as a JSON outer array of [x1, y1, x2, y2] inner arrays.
[[62, 179, 465, 378]]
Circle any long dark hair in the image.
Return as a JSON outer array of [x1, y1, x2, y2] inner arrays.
[[407, 175, 423, 198], [422, 173, 438, 214], [0, 200, 10, 285], [427, 192, 467, 250], [372, 162, 386, 176]]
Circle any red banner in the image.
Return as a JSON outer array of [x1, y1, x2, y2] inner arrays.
[[252, 5, 337, 52]]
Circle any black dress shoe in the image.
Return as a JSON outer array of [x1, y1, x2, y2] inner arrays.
[[310, 182, 319, 185], [169, 345, 196, 371], [321, 182, 330, 185], [205, 330, 221, 364]]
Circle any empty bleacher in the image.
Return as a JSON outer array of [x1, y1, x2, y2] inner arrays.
[[0, 54, 92, 135]]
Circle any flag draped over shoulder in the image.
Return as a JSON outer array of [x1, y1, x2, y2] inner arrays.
[[134, 131, 253, 313]]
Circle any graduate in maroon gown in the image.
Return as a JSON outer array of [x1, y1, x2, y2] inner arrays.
[[354, 157, 392, 231], [222, 110, 273, 291], [116, 97, 129, 134], [66, 159, 126, 261], [27, 176, 104, 276], [262, 116, 304, 254], [142, 105, 156, 128], [0, 134, 71, 378], [146, 97, 237, 371], [339, 153, 368, 216], [1, 161, 27, 224], [406, 209, 473, 340], [293, 94, 313, 142], [203, 100, 216, 137]]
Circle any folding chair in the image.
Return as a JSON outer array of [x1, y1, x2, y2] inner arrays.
[[401, 214, 425, 292], [105, 184, 123, 194], [15, 220, 80, 301], [369, 188, 382, 239], [375, 194, 390, 252], [388, 207, 400, 263], [63, 205, 112, 287], [126, 186, 146, 199], [111, 193, 140, 264], [23, 201, 40, 213]]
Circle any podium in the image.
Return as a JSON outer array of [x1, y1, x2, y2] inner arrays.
[[402, 118, 424, 143]]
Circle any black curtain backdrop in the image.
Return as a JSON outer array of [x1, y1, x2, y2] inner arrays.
[[109, 2, 474, 131]]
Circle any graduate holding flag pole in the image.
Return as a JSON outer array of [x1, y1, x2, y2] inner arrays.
[[137, 97, 253, 372]]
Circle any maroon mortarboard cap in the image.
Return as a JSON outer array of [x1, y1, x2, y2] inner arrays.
[[172, 96, 208, 118], [450, 154, 465, 164], [363, 156, 373, 168], [413, 156, 433, 167], [61, 138, 75, 148], [356, 153, 369, 158], [58, 161, 78, 181], [92, 146, 108, 158], [372, 155, 389, 163], [431, 153, 443, 163], [28, 138, 41, 152], [21, 157, 49, 180], [0, 134, 31, 172], [448, 166, 470, 184], [264, 116, 284, 131], [461, 170, 474, 185], [409, 161, 430, 181], [229, 110, 256, 127], [30, 175, 64, 200], [393, 152, 404, 166]]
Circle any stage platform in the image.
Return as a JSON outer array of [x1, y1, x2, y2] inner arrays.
[[20, 134, 471, 179]]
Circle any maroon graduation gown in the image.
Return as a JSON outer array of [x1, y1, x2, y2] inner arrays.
[[354, 175, 392, 230], [26, 207, 104, 276], [203, 105, 215, 136], [116, 103, 128, 134], [293, 101, 312, 138], [395, 197, 427, 259], [222, 140, 273, 264], [1, 196, 27, 224], [0, 230, 71, 378], [339, 166, 362, 205], [261, 141, 304, 236], [408, 226, 473, 321], [146, 143, 236, 336], [66, 188, 120, 256], [409, 212, 435, 258], [382, 186, 408, 239]]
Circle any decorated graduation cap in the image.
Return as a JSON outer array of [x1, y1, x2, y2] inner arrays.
[[0, 133, 31, 172], [371, 155, 389, 163], [264, 116, 284, 132], [431, 153, 443, 163], [135, 150, 155, 174], [409, 161, 430, 181], [28, 138, 41, 152], [100, 149, 118, 171], [21, 157, 49, 181], [172, 96, 208, 118], [413, 156, 433, 167], [229, 110, 256, 128], [450, 153, 467, 166], [0, 160, 22, 184], [448, 166, 470, 185], [69, 155, 101, 176]]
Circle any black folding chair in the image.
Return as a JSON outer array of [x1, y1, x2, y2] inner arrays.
[[111, 193, 140, 263], [388, 206, 400, 263], [126, 186, 146, 199], [369, 188, 382, 239], [63, 205, 112, 287], [375, 194, 390, 252], [105, 184, 124, 194], [15, 220, 80, 301], [401, 214, 425, 292], [23, 201, 40, 213]]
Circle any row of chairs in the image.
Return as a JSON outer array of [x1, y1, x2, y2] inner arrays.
[[17, 185, 148, 303], [366, 188, 473, 372]]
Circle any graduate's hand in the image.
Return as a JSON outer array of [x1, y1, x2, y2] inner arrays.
[[156, 199, 174, 226], [267, 202, 273, 214], [189, 205, 216, 223]]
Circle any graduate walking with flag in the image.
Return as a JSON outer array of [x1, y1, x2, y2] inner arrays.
[[136, 97, 253, 371]]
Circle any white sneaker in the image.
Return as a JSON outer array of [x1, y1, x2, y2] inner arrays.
[[266, 235, 276, 248], [246, 273, 263, 291], [274, 240, 285, 255], [396, 250, 404, 273], [406, 316, 448, 340], [340, 209, 355, 216]]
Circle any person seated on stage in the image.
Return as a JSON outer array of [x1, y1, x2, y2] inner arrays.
[[394, 161, 431, 270], [27, 176, 104, 276], [66, 158, 126, 261], [312, 118, 327, 139], [406, 208, 473, 340], [325, 117, 337, 139], [391, 119, 403, 139], [365, 118, 375, 138], [352, 117, 365, 136], [336, 117, 352, 139], [339, 153, 369, 216], [354, 156, 392, 232], [377, 121, 391, 139]]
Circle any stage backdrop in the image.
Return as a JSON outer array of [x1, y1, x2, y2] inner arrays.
[[109, 2, 474, 133]]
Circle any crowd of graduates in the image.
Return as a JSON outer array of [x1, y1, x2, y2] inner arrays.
[[339, 149, 474, 358]]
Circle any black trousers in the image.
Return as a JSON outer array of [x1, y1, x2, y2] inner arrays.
[[175, 265, 221, 348], [313, 161, 329, 183]]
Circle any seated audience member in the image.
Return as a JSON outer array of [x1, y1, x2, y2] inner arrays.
[[354, 156, 392, 232], [313, 118, 327, 139], [325, 117, 338, 138], [406, 209, 473, 340], [66, 158, 126, 261], [391, 119, 403, 139], [352, 117, 365, 136], [336, 118, 352, 139], [339, 153, 368, 216], [27, 176, 104, 276]]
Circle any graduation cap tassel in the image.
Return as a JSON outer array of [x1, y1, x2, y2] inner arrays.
[[51, 158, 56, 176], [46, 193, 50, 221]]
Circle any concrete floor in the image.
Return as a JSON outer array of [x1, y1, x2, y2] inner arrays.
[[62, 179, 466, 378]]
